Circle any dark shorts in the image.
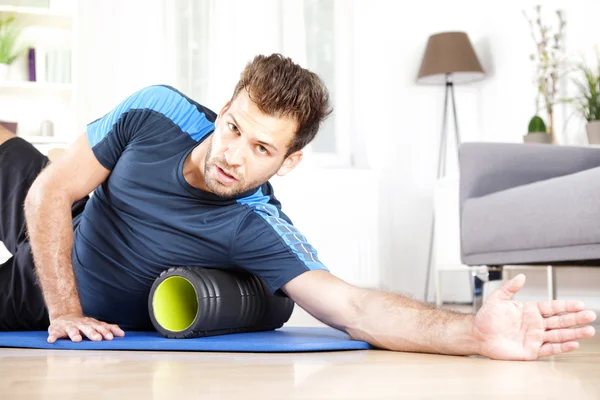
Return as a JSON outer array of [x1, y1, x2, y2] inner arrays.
[[0, 138, 86, 331]]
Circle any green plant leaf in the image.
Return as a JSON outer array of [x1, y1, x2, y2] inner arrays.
[[567, 55, 600, 122], [0, 16, 24, 65]]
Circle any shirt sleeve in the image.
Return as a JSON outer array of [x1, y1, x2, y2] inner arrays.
[[231, 210, 329, 295], [86, 85, 215, 170]]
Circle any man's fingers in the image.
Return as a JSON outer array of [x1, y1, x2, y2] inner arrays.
[[108, 324, 125, 337], [94, 324, 117, 340], [537, 300, 586, 317], [544, 310, 597, 329], [487, 274, 526, 302], [544, 326, 596, 343], [538, 341, 579, 358], [77, 323, 102, 341], [46, 316, 122, 343], [86, 321, 124, 341], [47, 326, 65, 344], [65, 326, 83, 342]]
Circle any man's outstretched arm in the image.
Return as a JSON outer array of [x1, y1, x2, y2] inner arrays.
[[282, 270, 478, 356], [282, 271, 596, 360]]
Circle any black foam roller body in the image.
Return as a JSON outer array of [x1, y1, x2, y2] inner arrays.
[[149, 267, 294, 338]]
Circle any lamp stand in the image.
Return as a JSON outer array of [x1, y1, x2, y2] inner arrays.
[[424, 73, 461, 303]]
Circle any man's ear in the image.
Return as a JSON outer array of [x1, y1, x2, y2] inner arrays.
[[277, 151, 303, 177]]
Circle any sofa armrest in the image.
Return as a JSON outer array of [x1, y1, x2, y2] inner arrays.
[[459, 142, 600, 205]]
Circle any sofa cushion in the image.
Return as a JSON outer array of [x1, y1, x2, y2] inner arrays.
[[461, 166, 600, 260]]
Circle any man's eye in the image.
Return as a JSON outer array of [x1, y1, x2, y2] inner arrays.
[[228, 123, 239, 132], [257, 145, 268, 154]]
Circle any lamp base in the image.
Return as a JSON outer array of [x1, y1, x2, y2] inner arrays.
[[424, 75, 462, 303]]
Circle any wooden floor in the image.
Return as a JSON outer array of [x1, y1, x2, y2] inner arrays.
[[0, 322, 598, 400]]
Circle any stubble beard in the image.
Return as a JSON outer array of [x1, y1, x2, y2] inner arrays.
[[202, 137, 257, 199]]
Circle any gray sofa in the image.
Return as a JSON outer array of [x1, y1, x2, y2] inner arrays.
[[458, 142, 600, 302]]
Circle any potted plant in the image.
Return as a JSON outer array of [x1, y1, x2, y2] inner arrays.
[[524, 115, 552, 144], [523, 5, 566, 143], [0, 16, 24, 81], [564, 49, 600, 144]]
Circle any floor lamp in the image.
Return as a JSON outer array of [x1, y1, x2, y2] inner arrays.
[[416, 32, 486, 303]]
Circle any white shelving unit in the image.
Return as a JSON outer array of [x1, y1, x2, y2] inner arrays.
[[0, 80, 72, 91], [0, 1, 77, 150], [0, 4, 72, 27]]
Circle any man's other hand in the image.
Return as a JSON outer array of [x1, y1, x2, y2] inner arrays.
[[47, 314, 125, 343], [474, 274, 596, 360]]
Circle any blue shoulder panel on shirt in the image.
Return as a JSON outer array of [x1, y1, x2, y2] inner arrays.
[[87, 85, 215, 147], [238, 188, 328, 271], [237, 187, 281, 217]]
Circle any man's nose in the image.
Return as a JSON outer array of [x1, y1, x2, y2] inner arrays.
[[224, 142, 245, 166]]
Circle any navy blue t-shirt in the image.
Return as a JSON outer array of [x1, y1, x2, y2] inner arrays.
[[71, 85, 328, 330]]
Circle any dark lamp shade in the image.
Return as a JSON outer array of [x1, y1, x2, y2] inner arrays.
[[417, 31, 485, 84]]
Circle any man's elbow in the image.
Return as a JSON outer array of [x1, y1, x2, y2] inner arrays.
[[24, 176, 44, 217], [24, 172, 56, 220], [340, 286, 370, 338]]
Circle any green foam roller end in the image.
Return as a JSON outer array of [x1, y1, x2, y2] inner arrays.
[[152, 276, 198, 332]]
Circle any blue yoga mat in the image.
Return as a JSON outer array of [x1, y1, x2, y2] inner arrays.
[[0, 327, 372, 352]]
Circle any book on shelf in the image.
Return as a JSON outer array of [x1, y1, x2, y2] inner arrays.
[[28, 48, 36, 81], [27, 46, 71, 84]]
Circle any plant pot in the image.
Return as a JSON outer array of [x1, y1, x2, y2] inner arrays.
[[586, 121, 600, 145], [0, 64, 8, 82], [523, 132, 552, 144]]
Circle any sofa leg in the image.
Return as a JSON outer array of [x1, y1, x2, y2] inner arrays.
[[552, 267, 557, 300], [471, 266, 488, 313], [471, 271, 481, 313], [547, 265, 557, 301], [471, 265, 503, 313]]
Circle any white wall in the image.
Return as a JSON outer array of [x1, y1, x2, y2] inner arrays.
[[350, 0, 600, 307]]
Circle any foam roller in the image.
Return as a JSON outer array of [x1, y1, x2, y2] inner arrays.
[[148, 267, 294, 338]]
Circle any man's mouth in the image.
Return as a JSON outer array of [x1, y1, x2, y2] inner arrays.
[[216, 165, 238, 183]]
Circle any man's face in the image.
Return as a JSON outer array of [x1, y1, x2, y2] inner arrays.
[[202, 90, 302, 198]]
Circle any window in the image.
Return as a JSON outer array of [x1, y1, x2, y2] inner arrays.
[[304, 0, 336, 155], [302, 0, 357, 167]]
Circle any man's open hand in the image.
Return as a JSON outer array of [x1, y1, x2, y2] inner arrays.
[[473, 274, 597, 360], [47, 314, 125, 343]]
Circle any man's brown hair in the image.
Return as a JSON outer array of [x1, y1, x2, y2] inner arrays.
[[231, 54, 333, 157]]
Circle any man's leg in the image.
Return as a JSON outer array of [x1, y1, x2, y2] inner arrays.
[[0, 242, 49, 330], [0, 132, 50, 254]]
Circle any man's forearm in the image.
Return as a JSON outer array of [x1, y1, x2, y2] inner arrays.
[[347, 289, 480, 356], [25, 183, 82, 320]]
